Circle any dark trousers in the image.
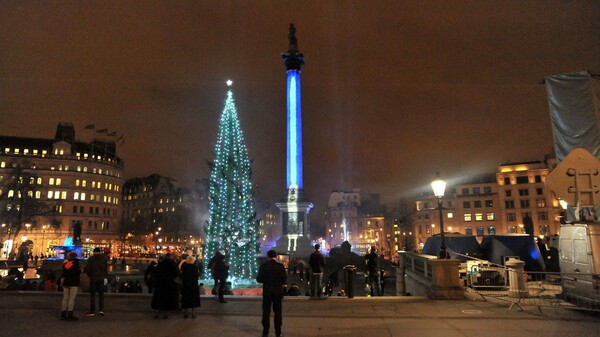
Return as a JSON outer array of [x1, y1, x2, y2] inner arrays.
[[89, 279, 105, 311], [310, 273, 323, 297], [368, 272, 382, 296], [216, 278, 226, 301], [262, 294, 283, 336]]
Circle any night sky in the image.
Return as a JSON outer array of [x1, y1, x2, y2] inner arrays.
[[1, 1, 599, 221]]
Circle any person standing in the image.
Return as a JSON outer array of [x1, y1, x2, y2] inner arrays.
[[85, 247, 108, 317], [213, 253, 229, 303], [180, 255, 201, 318], [257, 249, 287, 337], [59, 251, 81, 321], [151, 253, 180, 319], [308, 244, 325, 298], [208, 251, 222, 295], [364, 246, 382, 296]]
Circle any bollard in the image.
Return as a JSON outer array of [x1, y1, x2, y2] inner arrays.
[[505, 258, 528, 298], [343, 265, 357, 298]]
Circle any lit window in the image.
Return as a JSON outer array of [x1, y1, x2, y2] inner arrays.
[[0, 162, 4, 168], [42, 150, 47, 156], [35, 191, 41, 199], [475, 213, 483, 221], [82, 180, 87, 187], [23, 149, 29, 155], [33, 149, 38, 155], [92, 181, 96, 188], [56, 178, 61, 185], [74, 192, 80, 200], [47, 191, 53, 199], [14, 148, 20, 154], [83, 167, 88, 172], [81, 193, 86, 201], [61, 191, 66, 199], [464, 214, 472, 222], [8, 190, 14, 198], [76, 179, 80, 187], [447, 212, 453, 219], [4, 148, 9, 153], [77, 166, 81, 172], [486, 213, 495, 221], [37, 177, 42, 185], [49, 178, 55, 185]]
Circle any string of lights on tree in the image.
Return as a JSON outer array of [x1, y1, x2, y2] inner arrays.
[[204, 80, 259, 282]]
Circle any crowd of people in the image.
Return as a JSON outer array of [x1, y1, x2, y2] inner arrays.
[[2, 244, 390, 337]]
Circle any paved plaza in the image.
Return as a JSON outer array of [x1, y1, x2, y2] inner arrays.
[[1, 291, 599, 337]]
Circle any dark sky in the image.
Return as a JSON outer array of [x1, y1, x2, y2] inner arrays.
[[1, 1, 599, 221]]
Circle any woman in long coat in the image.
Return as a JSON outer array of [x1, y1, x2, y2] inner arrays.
[[180, 255, 201, 318], [151, 253, 180, 319]]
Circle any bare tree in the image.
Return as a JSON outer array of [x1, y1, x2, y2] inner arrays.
[[0, 160, 61, 246]]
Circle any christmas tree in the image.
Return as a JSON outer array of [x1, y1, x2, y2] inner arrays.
[[204, 81, 259, 282]]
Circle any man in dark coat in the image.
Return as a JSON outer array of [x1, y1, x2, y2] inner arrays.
[[364, 246, 381, 296], [151, 253, 180, 319], [213, 253, 229, 303], [308, 244, 325, 298], [257, 249, 287, 337], [85, 247, 108, 316]]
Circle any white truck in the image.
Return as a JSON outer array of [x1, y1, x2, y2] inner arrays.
[[557, 221, 600, 308]]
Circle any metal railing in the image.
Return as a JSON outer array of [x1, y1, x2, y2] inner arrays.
[[452, 251, 600, 313]]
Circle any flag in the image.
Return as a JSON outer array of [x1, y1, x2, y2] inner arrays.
[[84, 124, 95, 130], [97, 128, 108, 133], [108, 131, 117, 136]]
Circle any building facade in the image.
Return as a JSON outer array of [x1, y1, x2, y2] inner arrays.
[[326, 189, 388, 255], [0, 123, 124, 257], [121, 174, 202, 257], [412, 159, 562, 249]]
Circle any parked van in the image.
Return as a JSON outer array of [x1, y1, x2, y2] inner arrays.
[[559, 222, 600, 308]]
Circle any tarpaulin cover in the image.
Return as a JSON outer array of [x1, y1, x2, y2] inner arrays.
[[481, 235, 545, 271], [545, 71, 600, 162], [423, 234, 482, 262]]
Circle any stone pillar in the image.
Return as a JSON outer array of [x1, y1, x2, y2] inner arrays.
[[506, 259, 528, 298], [396, 252, 406, 296], [429, 259, 464, 299]]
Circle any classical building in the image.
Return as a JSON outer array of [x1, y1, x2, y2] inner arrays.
[[121, 174, 203, 256], [326, 189, 388, 255], [412, 159, 561, 249], [0, 123, 124, 257]]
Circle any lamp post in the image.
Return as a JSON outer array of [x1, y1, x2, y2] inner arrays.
[[431, 176, 449, 259], [41, 225, 47, 256]]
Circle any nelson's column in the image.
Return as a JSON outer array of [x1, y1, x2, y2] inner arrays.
[[274, 24, 314, 257]]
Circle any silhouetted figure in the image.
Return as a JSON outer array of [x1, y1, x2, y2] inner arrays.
[[257, 250, 287, 337], [309, 244, 325, 298], [365, 246, 382, 296], [85, 247, 108, 317], [180, 255, 201, 318], [151, 253, 180, 319]]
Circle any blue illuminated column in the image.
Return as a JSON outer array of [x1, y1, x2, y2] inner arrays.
[[286, 69, 303, 190], [275, 24, 314, 257]]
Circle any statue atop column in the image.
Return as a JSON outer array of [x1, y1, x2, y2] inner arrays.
[[288, 23, 298, 51], [282, 23, 304, 70]]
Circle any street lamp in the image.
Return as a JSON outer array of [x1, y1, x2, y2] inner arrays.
[[431, 176, 449, 259]]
